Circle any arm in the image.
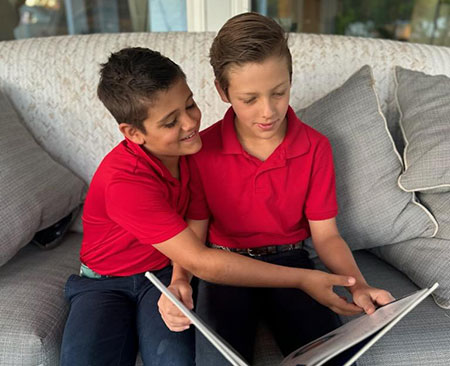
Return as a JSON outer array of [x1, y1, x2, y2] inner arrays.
[[158, 219, 207, 331], [166, 219, 208, 284], [309, 218, 395, 314], [154, 224, 362, 315]]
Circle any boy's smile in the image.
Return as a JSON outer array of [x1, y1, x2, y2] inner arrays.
[[120, 77, 202, 171]]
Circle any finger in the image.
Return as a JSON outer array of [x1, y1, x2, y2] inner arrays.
[[179, 286, 194, 309], [161, 312, 191, 329], [329, 295, 363, 315], [374, 291, 395, 306], [329, 274, 356, 287], [165, 314, 192, 328], [158, 296, 185, 316], [356, 294, 376, 314], [162, 305, 191, 321]]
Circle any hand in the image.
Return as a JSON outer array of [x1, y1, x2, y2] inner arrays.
[[303, 270, 363, 316], [350, 284, 395, 315], [157, 280, 193, 332]]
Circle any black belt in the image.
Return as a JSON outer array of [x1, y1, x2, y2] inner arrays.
[[207, 241, 303, 257]]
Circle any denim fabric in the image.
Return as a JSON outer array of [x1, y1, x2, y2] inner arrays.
[[195, 249, 342, 366], [60, 266, 195, 366]]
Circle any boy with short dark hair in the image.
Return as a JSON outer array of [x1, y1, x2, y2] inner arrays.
[[60, 46, 358, 366], [158, 13, 394, 365]]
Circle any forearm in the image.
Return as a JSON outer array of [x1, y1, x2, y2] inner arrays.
[[168, 218, 208, 285], [170, 262, 192, 284], [190, 245, 315, 290], [314, 235, 367, 289], [155, 227, 337, 292]]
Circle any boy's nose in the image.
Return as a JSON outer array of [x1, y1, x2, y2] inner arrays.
[[180, 114, 197, 131], [261, 99, 276, 120]]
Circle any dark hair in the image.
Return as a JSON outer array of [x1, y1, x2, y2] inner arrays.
[[209, 12, 292, 94], [97, 47, 185, 132]]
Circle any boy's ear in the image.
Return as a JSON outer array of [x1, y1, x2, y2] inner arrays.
[[214, 80, 230, 104], [119, 123, 145, 145]]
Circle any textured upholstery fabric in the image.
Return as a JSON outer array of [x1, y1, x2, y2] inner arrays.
[[339, 251, 450, 366], [395, 67, 450, 193], [0, 90, 86, 267], [254, 250, 450, 365], [0, 233, 81, 365], [418, 192, 450, 240], [297, 66, 436, 251], [1, 34, 450, 183], [371, 237, 450, 309]]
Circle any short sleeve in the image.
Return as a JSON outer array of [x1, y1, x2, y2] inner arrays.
[[304, 139, 338, 220], [186, 157, 210, 220], [105, 178, 187, 244]]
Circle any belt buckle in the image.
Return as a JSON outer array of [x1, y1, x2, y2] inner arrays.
[[247, 247, 264, 257]]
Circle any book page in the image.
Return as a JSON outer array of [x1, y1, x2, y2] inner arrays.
[[281, 283, 438, 366], [145, 272, 250, 366]]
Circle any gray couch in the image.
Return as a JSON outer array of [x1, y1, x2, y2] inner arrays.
[[1, 32, 449, 366]]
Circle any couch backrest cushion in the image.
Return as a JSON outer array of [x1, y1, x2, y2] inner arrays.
[[372, 236, 450, 309], [1, 33, 450, 183], [298, 66, 436, 251], [0, 90, 86, 267], [418, 192, 450, 240], [395, 67, 450, 193]]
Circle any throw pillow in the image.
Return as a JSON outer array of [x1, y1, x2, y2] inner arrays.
[[0, 90, 86, 267], [371, 237, 450, 309], [418, 192, 450, 240], [395, 67, 450, 192], [297, 65, 437, 251]]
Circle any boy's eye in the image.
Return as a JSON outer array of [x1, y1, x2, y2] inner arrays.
[[187, 102, 196, 109], [164, 120, 177, 128], [243, 98, 256, 104], [274, 91, 285, 97]]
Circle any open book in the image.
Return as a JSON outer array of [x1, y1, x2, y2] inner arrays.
[[145, 272, 438, 366]]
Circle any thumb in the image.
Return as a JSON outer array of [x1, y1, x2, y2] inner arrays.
[[178, 285, 194, 309], [330, 274, 356, 287]]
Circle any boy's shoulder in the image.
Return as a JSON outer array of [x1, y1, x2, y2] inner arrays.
[[92, 140, 158, 185], [195, 119, 224, 155], [301, 121, 330, 146], [290, 108, 331, 151]]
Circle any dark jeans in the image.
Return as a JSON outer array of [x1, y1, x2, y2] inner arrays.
[[195, 248, 342, 366], [60, 266, 195, 366]]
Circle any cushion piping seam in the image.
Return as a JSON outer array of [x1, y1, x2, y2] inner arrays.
[[369, 66, 438, 238]]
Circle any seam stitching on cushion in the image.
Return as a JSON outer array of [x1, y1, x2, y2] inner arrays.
[[411, 192, 439, 237], [369, 66, 404, 168], [369, 66, 438, 238], [395, 67, 450, 193]]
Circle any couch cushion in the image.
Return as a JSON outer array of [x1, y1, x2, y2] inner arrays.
[[0, 90, 86, 267], [297, 65, 436, 251], [395, 67, 450, 193], [0, 233, 81, 365], [339, 250, 450, 366], [371, 237, 450, 309], [254, 250, 450, 365], [418, 192, 450, 240]]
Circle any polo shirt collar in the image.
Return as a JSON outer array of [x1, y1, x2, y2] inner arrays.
[[220, 106, 310, 158], [221, 107, 243, 154], [124, 138, 184, 182], [283, 106, 310, 158]]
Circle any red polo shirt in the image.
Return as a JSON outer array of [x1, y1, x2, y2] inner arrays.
[[80, 138, 189, 276], [187, 106, 338, 248]]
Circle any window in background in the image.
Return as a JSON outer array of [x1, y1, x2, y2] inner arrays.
[[251, 0, 450, 46], [1, 0, 187, 40]]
